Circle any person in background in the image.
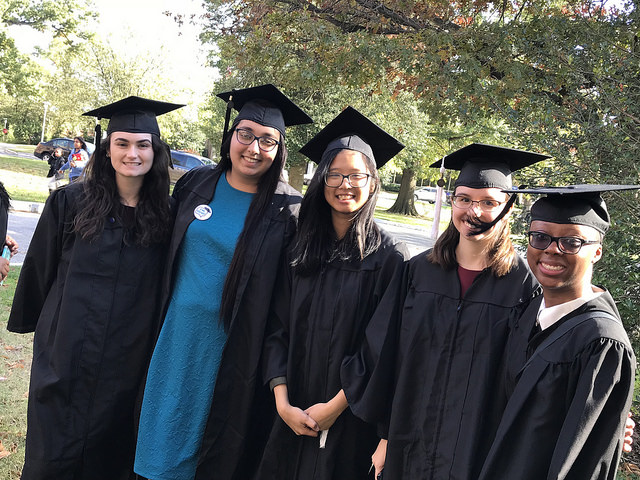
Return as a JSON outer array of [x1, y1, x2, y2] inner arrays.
[[59, 136, 90, 182], [343, 144, 548, 479], [479, 184, 637, 480], [0, 181, 16, 280], [46, 147, 66, 193], [134, 84, 313, 480], [8, 96, 181, 480], [257, 107, 409, 479]]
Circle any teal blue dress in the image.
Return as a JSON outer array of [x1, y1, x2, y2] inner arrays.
[[135, 174, 253, 480]]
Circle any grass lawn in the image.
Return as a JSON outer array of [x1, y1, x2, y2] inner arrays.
[[3, 145, 37, 155], [0, 155, 52, 204], [0, 267, 30, 479]]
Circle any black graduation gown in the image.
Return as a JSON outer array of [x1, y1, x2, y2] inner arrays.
[[7, 182, 168, 480], [257, 230, 408, 480], [346, 253, 540, 480], [159, 166, 302, 480], [479, 291, 636, 480]]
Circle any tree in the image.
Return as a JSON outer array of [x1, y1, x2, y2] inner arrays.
[[198, 0, 640, 346]]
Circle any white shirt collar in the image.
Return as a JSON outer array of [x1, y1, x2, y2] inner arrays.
[[537, 289, 603, 330]]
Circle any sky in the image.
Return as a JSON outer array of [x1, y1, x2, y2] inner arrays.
[[9, 0, 218, 102]]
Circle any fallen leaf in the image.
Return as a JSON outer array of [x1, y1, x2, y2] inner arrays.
[[0, 441, 11, 459], [4, 345, 22, 351], [620, 461, 640, 473], [8, 360, 25, 369]]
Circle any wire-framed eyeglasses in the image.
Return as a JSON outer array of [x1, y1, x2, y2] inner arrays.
[[324, 172, 371, 188], [450, 195, 505, 212], [527, 231, 600, 255], [235, 128, 281, 152]]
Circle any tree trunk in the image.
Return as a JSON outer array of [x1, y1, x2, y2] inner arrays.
[[288, 162, 305, 192], [388, 167, 419, 215]]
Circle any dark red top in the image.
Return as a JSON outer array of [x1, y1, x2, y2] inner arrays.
[[458, 265, 482, 297]]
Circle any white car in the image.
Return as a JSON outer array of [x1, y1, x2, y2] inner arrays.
[[414, 187, 445, 204]]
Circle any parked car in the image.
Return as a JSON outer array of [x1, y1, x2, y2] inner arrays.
[[169, 150, 216, 184], [414, 186, 446, 204], [34, 137, 95, 162]]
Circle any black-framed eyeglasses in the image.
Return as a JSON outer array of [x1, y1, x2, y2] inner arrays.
[[324, 172, 371, 188], [450, 195, 505, 212], [235, 128, 281, 152], [527, 231, 600, 255]]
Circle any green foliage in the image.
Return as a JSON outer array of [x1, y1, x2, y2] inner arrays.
[[200, 0, 640, 347]]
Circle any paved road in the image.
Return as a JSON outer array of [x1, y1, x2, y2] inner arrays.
[[376, 219, 434, 258], [0, 142, 39, 160], [7, 211, 39, 266]]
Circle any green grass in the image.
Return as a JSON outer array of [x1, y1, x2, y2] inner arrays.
[[3, 145, 36, 155], [0, 154, 52, 203], [0, 267, 30, 479]]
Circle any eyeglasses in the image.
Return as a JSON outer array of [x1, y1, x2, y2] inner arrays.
[[235, 128, 281, 152], [324, 172, 371, 188], [451, 195, 505, 212], [527, 231, 600, 255]]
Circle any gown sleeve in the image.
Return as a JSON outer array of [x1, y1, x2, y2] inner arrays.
[[7, 188, 72, 333], [262, 250, 294, 385], [547, 339, 634, 480], [340, 253, 409, 434], [479, 336, 635, 480]]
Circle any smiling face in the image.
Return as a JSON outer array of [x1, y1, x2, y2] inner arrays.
[[451, 186, 509, 241], [324, 149, 373, 229], [227, 119, 280, 191], [108, 132, 154, 180], [527, 220, 602, 306]]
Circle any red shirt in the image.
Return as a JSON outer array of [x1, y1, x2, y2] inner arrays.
[[458, 265, 482, 297]]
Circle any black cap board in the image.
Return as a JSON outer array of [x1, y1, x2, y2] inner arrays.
[[83, 96, 185, 137], [512, 184, 640, 234], [216, 84, 313, 139], [299, 106, 404, 168], [430, 143, 550, 190]]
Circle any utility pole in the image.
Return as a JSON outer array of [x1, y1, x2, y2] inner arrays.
[[40, 102, 49, 143]]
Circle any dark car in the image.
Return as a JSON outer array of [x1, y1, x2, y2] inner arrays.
[[169, 150, 216, 184], [34, 137, 95, 162]]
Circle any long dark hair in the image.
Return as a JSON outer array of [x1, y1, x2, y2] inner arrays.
[[74, 136, 88, 152], [218, 118, 288, 330], [427, 189, 516, 277], [291, 149, 381, 275], [0, 182, 10, 212], [73, 133, 172, 246]]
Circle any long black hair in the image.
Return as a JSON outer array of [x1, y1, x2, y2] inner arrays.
[[73, 133, 172, 246], [0, 182, 10, 212], [291, 149, 381, 275], [74, 136, 88, 152], [218, 118, 288, 330]]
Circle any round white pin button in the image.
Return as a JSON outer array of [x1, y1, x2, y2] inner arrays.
[[194, 204, 212, 221]]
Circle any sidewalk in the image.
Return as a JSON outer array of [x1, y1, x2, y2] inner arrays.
[[10, 199, 45, 214]]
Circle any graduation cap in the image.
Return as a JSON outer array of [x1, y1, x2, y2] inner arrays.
[[430, 143, 550, 190], [216, 84, 312, 141], [83, 96, 185, 141], [299, 106, 404, 168], [513, 184, 640, 234], [430, 143, 549, 235]]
